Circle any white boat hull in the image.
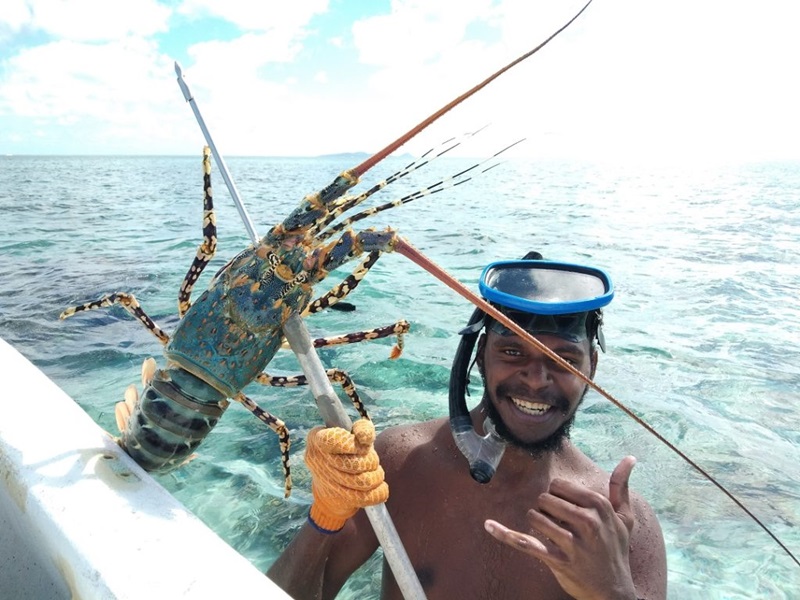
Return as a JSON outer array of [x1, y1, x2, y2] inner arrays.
[[0, 338, 289, 599]]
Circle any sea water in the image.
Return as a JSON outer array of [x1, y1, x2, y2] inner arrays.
[[1, 153, 798, 599]]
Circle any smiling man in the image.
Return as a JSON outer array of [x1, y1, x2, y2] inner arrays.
[[269, 254, 667, 600]]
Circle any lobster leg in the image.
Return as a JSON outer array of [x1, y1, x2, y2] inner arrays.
[[234, 392, 292, 497], [59, 292, 170, 345], [241, 364, 377, 497], [308, 320, 409, 359], [255, 368, 369, 421], [178, 146, 217, 318], [301, 250, 382, 315], [281, 320, 410, 359]]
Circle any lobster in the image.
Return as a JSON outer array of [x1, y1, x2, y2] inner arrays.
[[60, 144, 415, 496], [59, 0, 594, 498]]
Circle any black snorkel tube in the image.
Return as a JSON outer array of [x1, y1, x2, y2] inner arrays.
[[448, 306, 507, 484]]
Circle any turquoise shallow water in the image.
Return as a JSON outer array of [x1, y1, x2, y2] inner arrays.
[[1, 153, 799, 598]]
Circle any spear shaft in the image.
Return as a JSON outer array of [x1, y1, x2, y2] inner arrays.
[[174, 63, 427, 599]]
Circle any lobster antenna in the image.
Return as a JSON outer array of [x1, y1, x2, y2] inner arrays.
[[316, 138, 526, 242], [307, 130, 479, 239], [351, 0, 593, 179]]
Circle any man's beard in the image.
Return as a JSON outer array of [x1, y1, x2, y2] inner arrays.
[[481, 383, 587, 458]]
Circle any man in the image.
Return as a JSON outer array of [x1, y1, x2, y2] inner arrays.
[[268, 254, 667, 600]]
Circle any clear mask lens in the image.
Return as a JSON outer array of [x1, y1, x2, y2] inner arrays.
[[488, 309, 590, 342], [479, 260, 613, 315]]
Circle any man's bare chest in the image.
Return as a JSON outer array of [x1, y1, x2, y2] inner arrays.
[[387, 487, 571, 599]]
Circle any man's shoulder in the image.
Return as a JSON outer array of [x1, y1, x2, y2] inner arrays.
[[375, 416, 449, 449], [630, 488, 662, 531], [374, 416, 451, 468]]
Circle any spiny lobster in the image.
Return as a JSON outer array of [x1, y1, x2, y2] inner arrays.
[[59, 1, 594, 497]]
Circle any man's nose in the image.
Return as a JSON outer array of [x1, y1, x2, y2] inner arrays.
[[518, 357, 552, 387]]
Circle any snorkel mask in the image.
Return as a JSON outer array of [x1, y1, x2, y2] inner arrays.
[[449, 254, 614, 483]]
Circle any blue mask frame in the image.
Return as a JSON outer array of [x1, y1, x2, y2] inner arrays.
[[479, 260, 613, 315]]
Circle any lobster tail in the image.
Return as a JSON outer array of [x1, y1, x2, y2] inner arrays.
[[119, 367, 229, 472]]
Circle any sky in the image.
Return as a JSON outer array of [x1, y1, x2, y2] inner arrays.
[[1, 0, 799, 164]]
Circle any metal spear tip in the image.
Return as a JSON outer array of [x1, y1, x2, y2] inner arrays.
[[174, 61, 192, 102]]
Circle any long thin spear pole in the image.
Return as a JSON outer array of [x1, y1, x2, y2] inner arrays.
[[175, 62, 260, 244], [174, 63, 426, 600]]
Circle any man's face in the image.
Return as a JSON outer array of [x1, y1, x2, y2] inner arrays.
[[478, 328, 596, 455]]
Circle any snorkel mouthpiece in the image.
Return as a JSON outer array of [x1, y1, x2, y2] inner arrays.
[[450, 306, 506, 484], [451, 415, 507, 483]]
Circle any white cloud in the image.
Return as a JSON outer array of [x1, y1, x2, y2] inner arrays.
[[175, 0, 333, 122], [0, 0, 798, 161], [2, 37, 172, 115], [338, 0, 606, 158], [0, 34, 193, 153], [0, 1, 33, 36], [339, 0, 800, 163], [176, 0, 328, 32], [352, 0, 493, 67], [187, 31, 302, 71], [0, 1, 179, 153], [18, 0, 171, 42]]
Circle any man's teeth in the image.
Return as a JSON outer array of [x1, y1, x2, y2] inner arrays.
[[511, 397, 551, 416]]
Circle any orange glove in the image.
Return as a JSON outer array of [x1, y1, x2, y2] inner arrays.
[[304, 418, 389, 533]]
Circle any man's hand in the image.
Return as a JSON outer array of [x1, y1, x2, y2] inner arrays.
[[304, 418, 389, 533], [484, 456, 639, 600]]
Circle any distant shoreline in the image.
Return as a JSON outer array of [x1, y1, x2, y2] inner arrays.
[[0, 152, 417, 160]]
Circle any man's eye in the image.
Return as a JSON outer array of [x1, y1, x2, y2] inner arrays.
[[502, 348, 523, 357], [550, 356, 578, 369]]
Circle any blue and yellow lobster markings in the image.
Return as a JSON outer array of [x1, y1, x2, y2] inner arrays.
[[59, 146, 414, 496]]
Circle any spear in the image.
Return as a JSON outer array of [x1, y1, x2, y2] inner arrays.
[[174, 62, 427, 600], [175, 63, 259, 244]]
